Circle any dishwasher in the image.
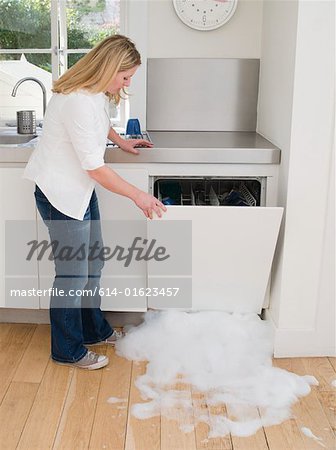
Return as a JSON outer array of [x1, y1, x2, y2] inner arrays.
[[152, 177, 264, 207], [147, 175, 282, 314]]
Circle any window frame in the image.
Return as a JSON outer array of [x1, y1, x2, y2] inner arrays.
[[0, 0, 128, 127]]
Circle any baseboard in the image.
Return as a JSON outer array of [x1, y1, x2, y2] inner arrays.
[[265, 309, 336, 357], [274, 328, 336, 357], [2, 308, 334, 356], [0, 308, 145, 328], [0, 308, 50, 324]]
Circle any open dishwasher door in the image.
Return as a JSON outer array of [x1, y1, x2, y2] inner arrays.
[[147, 206, 283, 313]]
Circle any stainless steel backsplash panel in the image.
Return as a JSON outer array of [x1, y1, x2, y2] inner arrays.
[[147, 58, 260, 132]]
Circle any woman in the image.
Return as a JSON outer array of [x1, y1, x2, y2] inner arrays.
[[23, 35, 166, 370]]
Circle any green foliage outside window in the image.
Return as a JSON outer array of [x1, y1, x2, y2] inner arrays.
[[0, 0, 118, 71]]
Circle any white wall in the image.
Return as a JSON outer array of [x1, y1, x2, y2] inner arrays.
[[124, 1, 148, 127], [258, 0, 335, 356], [130, 0, 264, 127], [257, 0, 299, 324], [148, 0, 263, 58]]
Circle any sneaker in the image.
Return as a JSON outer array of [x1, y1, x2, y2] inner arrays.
[[105, 329, 124, 345], [55, 351, 109, 370], [87, 329, 124, 347]]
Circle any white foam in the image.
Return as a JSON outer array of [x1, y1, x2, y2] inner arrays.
[[115, 310, 317, 438], [331, 379, 336, 388], [301, 427, 326, 447]]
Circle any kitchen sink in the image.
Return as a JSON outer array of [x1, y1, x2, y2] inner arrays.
[[0, 133, 37, 145]]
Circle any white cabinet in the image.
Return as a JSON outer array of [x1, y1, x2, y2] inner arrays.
[[96, 167, 149, 311], [0, 168, 39, 308], [97, 167, 149, 220], [38, 167, 149, 311], [2, 164, 281, 315], [37, 219, 54, 309]]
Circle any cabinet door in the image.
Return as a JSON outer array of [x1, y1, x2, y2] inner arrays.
[[147, 206, 283, 313], [0, 168, 38, 308], [38, 167, 149, 311], [96, 166, 148, 220], [96, 168, 148, 311], [37, 219, 54, 309]]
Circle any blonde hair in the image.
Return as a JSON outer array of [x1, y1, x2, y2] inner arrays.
[[52, 34, 141, 104]]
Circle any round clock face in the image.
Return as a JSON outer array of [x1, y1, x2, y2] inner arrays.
[[173, 0, 238, 31]]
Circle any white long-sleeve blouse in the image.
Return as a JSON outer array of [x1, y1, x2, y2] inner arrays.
[[24, 90, 110, 220]]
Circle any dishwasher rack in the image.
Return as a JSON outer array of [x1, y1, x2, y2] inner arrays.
[[152, 177, 264, 207]]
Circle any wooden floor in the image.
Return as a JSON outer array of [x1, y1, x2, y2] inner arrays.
[[0, 323, 335, 450]]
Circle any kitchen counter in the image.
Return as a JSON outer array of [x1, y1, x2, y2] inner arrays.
[[106, 132, 281, 164], [0, 131, 281, 164]]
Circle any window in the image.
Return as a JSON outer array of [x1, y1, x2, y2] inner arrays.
[[0, 0, 124, 125]]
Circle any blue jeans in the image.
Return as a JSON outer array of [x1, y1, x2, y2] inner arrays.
[[34, 184, 113, 363]]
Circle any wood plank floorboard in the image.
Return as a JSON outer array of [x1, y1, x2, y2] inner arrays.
[[263, 417, 306, 450], [316, 390, 336, 433], [0, 381, 39, 449], [89, 345, 132, 450], [205, 403, 232, 450], [160, 382, 197, 450], [302, 357, 336, 434], [1, 323, 335, 450], [52, 353, 103, 449], [0, 323, 35, 403], [17, 360, 74, 450], [302, 357, 336, 391], [226, 406, 269, 450], [192, 390, 232, 450], [124, 361, 161, 450], [328, 357, 336, 372], [13, 324, 51, 383], [273, 358, 336, 449]]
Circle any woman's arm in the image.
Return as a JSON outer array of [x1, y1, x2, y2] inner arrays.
[[87, 165, 166, 219], [108, 127, 125, 148]]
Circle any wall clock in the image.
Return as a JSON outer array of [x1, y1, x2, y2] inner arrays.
[[173, 0, 238, 31]]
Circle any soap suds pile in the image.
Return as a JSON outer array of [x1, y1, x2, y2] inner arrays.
[[115, 310, 318, 438]]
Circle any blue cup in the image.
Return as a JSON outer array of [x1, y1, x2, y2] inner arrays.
[[126, 118, 141, 136]]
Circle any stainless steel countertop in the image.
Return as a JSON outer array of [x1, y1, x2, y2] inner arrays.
[[0, 131, 281, 164], [105, 132, 281, 164]]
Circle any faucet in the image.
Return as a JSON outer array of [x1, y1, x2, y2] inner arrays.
[[11, 77, 47, 117]]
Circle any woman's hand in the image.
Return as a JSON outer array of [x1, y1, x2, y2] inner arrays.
[[133, 191, 167, 219], [87, 166, 166, 219], [119, 139, 153, 155]]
